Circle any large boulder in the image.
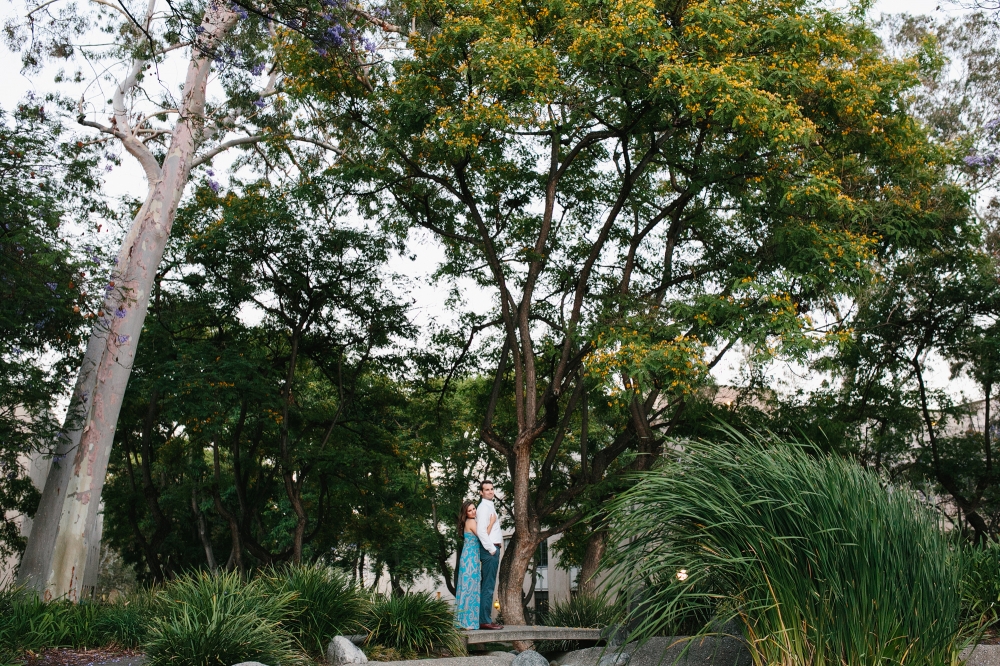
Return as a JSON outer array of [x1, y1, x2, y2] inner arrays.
[[232, 662, 270, 666], [328, 635, 369, 666], [552, 637, 751, 666]]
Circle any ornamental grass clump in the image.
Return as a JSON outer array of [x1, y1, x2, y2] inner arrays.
[[961, 538, 1000, 628], [0, 587, 153, 656], [265, 564, 368, 656], [604, 431, 962, 666], [144, 570, 305, 666], [363, 592, 465, 657]]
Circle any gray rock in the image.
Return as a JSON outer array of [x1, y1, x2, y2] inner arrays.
[[93, 657, 147, 666], [345, 634, 367, 646], [961, 644, 1000, 666], [375, 657, 515, 666], [328, 635, 369, 666], [232, 662, 270, 666], [555, 637, 751, 666], [512, 650, 550, 666], [600, 626, 628, 648], [597, 653, 629, 666]]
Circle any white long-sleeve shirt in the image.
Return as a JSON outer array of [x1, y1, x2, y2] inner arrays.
[[476, 498, 502, 554]]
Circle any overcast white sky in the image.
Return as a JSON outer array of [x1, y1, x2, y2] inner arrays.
[[0, 0, 984, 403]]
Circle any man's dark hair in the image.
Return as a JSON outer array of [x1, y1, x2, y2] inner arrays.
[[480, 480, 493, 491]]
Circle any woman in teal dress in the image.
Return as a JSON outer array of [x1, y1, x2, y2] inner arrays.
[[455, 500, 482, 629]]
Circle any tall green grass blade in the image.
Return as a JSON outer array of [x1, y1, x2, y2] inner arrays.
[[603, 430, 963, 666]]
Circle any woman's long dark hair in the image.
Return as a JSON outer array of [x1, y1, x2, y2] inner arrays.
[[458, 500, 476, 536]]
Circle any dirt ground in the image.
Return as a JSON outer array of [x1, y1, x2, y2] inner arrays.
[[19, 648, 143, 666]]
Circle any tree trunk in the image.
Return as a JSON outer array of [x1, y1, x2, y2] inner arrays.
[[16, 5, 236, 600], [279, 328, 307, 563], [191, 487, 217, 572], [578, 527, 606, 595]]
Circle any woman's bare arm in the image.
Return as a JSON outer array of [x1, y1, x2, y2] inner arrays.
[[487, 514, 497, 533]]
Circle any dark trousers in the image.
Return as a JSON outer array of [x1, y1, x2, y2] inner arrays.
[[479, 543, 500, 625]]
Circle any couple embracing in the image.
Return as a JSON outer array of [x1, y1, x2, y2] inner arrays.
[[455, 480, 505, 630]]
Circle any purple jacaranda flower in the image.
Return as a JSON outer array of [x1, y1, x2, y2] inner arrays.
[[11, 346, 21, 355], [363, 38, 377, 52], [34, 321, 44, 329], [206, 168, 215, 176], [251, 63, 265, 75], [322, 12, 333, 19], [105, 164, 114, 172], [195, 25, 206, 33], [253, 98, 266, 108], [115, 307, 127, 318], [966, 154, 987, 167], [45, 282, 57, 291], [118, 334, 130, 345], [232, 3, 249, 19], [316, 47, 328, 56], [208, 179, 221, 192], [987, 119, 1000, 130], [325, 23, 345, 46], [113, 257, 119, 265], [105, 283, 115, 294]]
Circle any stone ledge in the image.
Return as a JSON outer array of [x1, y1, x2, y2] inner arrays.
[[373, 655, 515, 666]]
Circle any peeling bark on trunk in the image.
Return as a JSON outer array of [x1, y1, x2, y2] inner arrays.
[[17, 5, 237, 600]]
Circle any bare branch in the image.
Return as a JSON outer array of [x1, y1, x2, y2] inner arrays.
[[191, 135, 266, 167], [349, 4, 403, 33]]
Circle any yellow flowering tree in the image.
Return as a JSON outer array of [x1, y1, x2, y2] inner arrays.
[[295, 0, 967, 624]]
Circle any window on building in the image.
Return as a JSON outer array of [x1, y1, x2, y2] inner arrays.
[[537, 539, 548, 567], [534, 590, 549, 622]]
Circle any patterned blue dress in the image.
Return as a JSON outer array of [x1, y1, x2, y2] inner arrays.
[[455, 531, 481, 629]]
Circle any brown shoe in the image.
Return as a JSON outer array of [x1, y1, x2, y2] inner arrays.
[[479, 623, 504, 630]]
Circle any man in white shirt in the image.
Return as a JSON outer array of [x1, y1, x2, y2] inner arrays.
[[476, 480, 504, 629]]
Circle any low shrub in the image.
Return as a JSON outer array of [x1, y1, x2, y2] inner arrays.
[[265, 564, 368, 656], [0, 587, 152, 657], [363, 593, 465, 657], [604, 432, 963, 666], [144, 570, 305, 666]]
